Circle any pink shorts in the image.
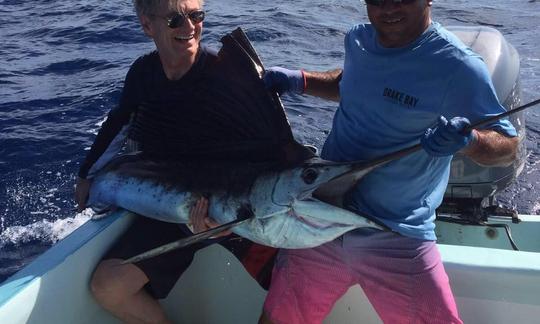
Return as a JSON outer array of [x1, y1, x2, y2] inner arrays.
[[264, 229, 462, 324]]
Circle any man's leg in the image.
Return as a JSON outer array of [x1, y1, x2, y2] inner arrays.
[[344, 230, 462, 324], [260, 239, 354, 324], [90, 216, 199, 324], [91, 259, 171, 324]]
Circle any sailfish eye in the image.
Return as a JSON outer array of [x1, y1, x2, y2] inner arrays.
[[301, 168, 319, 185]]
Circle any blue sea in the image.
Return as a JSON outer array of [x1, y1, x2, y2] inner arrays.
[[1, 0, 539, 282]]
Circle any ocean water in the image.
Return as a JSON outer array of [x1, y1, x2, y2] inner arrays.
[[0, 0, 539, 282]]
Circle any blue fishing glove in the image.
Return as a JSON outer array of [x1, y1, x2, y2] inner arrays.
[[421, 116, 477, 157], [263, 67, 305, 95]]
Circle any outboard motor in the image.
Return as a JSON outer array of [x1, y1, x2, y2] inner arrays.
[[438, 26, 527, 222]]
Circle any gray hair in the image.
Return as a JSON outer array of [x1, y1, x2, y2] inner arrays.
[[133, 0, 204, 17]]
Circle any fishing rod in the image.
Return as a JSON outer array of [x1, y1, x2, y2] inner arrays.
[[122, 97, 540, 265], [467, 97, 540, 130]]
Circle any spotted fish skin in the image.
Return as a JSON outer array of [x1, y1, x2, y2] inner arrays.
[[88, 155, 386, 249]]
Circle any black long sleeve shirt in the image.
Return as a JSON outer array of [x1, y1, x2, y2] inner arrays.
[[78, 48, 219, 179]]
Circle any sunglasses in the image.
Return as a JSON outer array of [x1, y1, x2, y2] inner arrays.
[[158, 10, 206, 29], [365, 0, 417, 6]]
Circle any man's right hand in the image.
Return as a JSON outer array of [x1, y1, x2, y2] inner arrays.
[[263, 67, 305, 95], [75, 177, 91, 212], [189, 197, 232, 238]]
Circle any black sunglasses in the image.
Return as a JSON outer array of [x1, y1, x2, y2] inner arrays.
[[365, 0, 417, 6], [162, 10, 205, 29]]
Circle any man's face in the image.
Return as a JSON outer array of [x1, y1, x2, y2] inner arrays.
[[366, 0, 431, 48], [142, 0, 203, 65]]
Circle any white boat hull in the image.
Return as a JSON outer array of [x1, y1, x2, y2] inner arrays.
[[1, 211, 540, 324]]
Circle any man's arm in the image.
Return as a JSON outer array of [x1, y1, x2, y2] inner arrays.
[[75, 121, 130, 212], [75, 60, 144, 211], [421, 116, 518, 167], [462, 129, 519, 167], [263, 67, 342, 102], [74, 117, 129, 211], [303, 69, 343, 102]]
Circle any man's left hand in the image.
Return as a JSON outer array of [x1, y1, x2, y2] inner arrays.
[[421, 116, 477, 157], [263, 67, 305, 95]]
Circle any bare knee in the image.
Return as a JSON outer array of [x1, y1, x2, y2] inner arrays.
[[90, 259, 148, 306]]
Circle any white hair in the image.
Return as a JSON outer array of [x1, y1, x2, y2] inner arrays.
[[133, 0, 204, 17]]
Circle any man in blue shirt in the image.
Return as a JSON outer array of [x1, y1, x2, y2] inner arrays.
[[260, 1, 518, 323]]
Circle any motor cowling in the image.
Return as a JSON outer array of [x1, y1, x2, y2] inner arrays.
[[443, 26, 526, 204]]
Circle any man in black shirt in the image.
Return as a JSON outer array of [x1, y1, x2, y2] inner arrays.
[[75, 1, 275, 322]]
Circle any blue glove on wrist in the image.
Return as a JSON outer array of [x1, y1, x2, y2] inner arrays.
[[421, 116, 477, 157], [263, 66, 305, 95]]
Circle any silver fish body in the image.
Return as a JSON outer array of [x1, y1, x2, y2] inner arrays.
[[88, 156, 386, 249]]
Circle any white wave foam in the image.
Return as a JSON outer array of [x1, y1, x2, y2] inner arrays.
[[532, 200, 540, 215], [0, 209, 93, 250]]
